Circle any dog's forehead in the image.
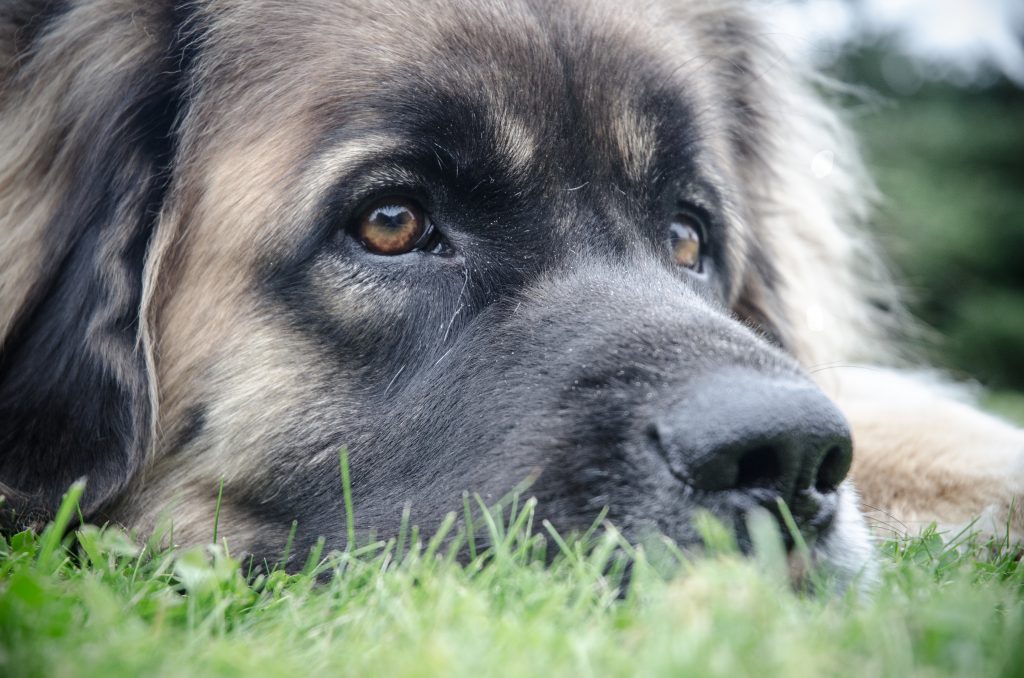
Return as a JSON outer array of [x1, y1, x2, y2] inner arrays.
[[196, 0, 729, 173], [175, 0, 746, 272]]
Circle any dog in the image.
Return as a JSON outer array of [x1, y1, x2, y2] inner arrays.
[[1, 0, 1022, 583]]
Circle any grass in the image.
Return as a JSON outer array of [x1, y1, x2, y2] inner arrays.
[[1, 476, 1023, 678]]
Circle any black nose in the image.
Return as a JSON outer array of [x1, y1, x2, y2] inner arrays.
[[650, 371, 853, 523]]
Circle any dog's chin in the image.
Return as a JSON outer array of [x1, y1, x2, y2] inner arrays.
[[810, 482, 879, 592]]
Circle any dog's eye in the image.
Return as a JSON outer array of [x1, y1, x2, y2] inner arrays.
[[357, 197, 432, 255], [669, 213, 704, 271]]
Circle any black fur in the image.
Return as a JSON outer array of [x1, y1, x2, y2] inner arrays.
[[0, 0, 67, 60], [0, 5, 190, 531]]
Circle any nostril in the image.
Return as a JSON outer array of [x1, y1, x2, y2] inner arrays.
[[735, 446, 784, 491], [814, 444, 852, 493], [647, 375, 854, 509], [645, 423, 661, 448]]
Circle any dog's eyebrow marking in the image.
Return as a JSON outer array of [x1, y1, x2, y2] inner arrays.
[[300, 134, 404, 206], [491, 111, 538, 177], [610, 104, 657, 184]]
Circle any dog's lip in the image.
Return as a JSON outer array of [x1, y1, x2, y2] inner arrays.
[[644, 437, 839, 546], [801, 489, 841, 534], [711, 486, 840, 550]]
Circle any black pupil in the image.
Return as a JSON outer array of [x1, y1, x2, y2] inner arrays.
[[670, 219, 699, 243], [373, 205, 414, 230]]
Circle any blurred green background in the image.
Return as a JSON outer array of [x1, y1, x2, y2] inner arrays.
[[826, 45, 1024, 422]]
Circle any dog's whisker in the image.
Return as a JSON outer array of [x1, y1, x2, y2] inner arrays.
[[383, 365, 406, 398], [859, 503, 912, 533], [808, 363, 888, 375], [433, 345, 456, 370], [442, 265, 471, 344]]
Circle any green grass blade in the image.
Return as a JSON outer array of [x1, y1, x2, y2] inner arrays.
[[37, 479, 86, 572], [339, 446, 356, 551]]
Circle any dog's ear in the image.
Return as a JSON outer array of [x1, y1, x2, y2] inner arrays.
[[682, 4, 904, 369], [0, 3, 185, 531]]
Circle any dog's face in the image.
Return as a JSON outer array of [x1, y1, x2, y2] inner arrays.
[[0, 0, 875, 581]]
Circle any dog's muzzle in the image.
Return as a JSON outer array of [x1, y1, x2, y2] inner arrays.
[[647, 370, 853, 538]]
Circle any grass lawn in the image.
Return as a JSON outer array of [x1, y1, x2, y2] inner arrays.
[[1, 480, 1022, 678]]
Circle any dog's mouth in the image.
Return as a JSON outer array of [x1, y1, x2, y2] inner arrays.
[[538, 364, 856, 555], [641, 398, 852, 546], [728, 487, 843, 551]]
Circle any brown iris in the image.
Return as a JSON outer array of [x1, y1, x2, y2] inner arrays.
[[669, 215, 704, 271], [357, 198, 428, 255]]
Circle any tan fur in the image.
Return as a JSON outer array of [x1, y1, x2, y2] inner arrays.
[[819, 369, 1024, 540], [610, 103, 658, 186], [152, 127, 316, 446], [491, 109, 539, 179]]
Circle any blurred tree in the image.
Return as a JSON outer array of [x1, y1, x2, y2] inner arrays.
[[829, 45, 1024, 390]]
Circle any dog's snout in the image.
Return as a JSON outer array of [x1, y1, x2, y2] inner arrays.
[[650, 372, 853, 522]]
